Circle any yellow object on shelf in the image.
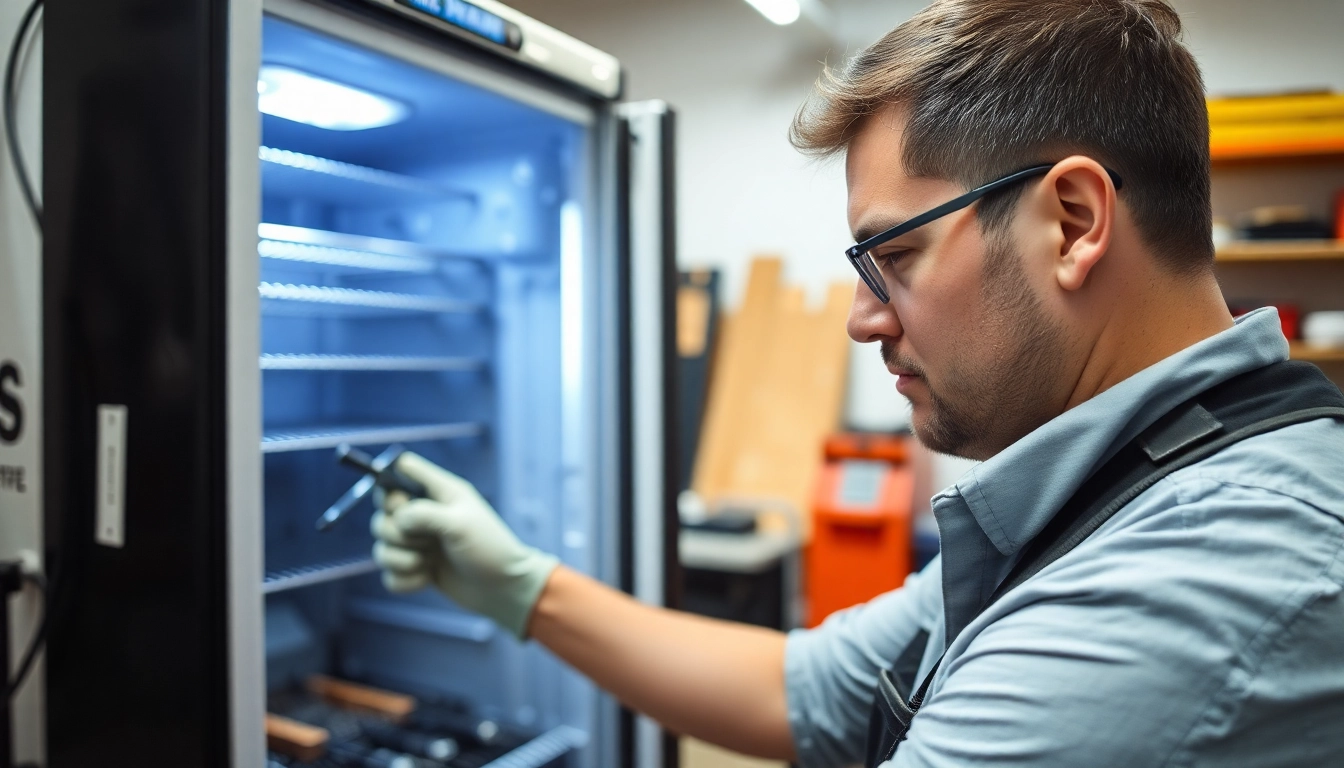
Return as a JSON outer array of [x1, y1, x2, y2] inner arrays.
[[1208, 92, 1344, 162], [1207, 92, 1344, 124]]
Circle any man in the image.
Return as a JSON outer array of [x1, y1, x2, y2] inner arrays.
[[371, 0, 1344, 765]]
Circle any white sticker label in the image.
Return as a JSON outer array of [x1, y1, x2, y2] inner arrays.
[[96, 405, 128, 548]]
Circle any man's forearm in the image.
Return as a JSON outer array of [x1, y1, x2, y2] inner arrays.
[[527, 565, 797, 761]]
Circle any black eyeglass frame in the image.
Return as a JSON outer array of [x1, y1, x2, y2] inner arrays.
[[845, 163, 1124, 304]]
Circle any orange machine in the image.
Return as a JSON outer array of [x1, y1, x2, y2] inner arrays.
[[806, 433, 915, 627]]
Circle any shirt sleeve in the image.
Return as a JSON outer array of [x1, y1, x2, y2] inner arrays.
[[785, 557, 944, 768]]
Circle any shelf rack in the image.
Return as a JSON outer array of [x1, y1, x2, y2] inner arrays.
[[260, 354, 484, 372], [481, 726, 588, 768], [1290, 342, 1344, 363], [260, 146, 476, 207], [259, 222, 485, 264], [263, 557, 381, 595], [1211, 145, 1344, 166], [260, 239, 437, 274], [1215, 240, 1344, 263], [260, 282, 481, 315], [261, 422, 484, 453], [346, 598, 496, 644]]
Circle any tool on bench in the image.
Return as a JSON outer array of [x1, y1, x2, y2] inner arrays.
[[316, 444, 428, 532]]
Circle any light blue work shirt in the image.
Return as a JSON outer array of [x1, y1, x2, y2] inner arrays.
[[786, 308, 1344, 767]]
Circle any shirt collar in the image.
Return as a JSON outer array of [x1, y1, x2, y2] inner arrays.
[[939, 307, 1289, 557]]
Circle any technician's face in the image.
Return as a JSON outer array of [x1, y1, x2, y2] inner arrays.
[[844, 111, 1067, 460]]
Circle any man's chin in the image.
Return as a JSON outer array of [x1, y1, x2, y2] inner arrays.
[[909, 404, 979, 459]]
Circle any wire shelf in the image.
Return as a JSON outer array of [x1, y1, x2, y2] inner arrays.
[[260, 282, 481, 315], [261, 422, 484, 453], [260, 239, 437, 274], [263, 557, 380, 595], [346, 598, 496, 644], [260, 146, 476, 207], [260, 354, 484, 372], [482, 726, 589, 768], [258, 223, 484, 262]]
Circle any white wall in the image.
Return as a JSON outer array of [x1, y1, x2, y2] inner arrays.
[[512, 0, 1344, 301], [1176, 0, 1344, 96], [0, 0, 43, 762], [512, 0, 1344, 445]]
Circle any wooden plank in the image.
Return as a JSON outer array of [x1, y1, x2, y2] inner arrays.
[[265, 713, 329, 763], [307, 674, 416, 722], [1211, 145, 1344, 165], [677, 285, 712, 357], [694, 260, 852, 539], [1290, 341, 1344, 362], [693, 258, 783, 500], [1216, 240, 1344, 262]]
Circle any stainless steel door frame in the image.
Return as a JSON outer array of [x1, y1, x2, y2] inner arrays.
[[618, 100, 679, 768], [226, 0, 266, 764], [227, 2, 624, 766], [264, 0, 596, 127]]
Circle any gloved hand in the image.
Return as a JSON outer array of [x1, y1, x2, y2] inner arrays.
[[370, 452, 559, 639]]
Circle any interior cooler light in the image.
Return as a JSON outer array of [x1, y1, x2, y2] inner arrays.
[[258, 65, 409, 131], [742, 0, 801, 25]]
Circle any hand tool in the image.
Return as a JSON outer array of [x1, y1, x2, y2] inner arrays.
[[316, 444, 428, 532]]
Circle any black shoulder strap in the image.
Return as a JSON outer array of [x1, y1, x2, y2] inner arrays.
[[904, 360, 1344, 712]]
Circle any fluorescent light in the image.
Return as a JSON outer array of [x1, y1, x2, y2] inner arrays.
[[743, 0, 801, 25], [258, 65, 409, 131]]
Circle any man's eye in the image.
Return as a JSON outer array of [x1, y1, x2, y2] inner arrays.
[[873, 249, 910, 268]]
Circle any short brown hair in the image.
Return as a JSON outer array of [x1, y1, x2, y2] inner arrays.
[[792, 0, 1213, 272]]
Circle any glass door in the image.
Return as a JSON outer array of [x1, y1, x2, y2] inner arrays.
[[252, 5, 612, 765]]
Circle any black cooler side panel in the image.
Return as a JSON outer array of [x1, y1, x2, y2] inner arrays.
[[655, 106, 682, 768], [44, 0, 231, 764]]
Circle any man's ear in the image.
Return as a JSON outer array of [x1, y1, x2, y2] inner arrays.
[[1042, 156, 1116, 292]]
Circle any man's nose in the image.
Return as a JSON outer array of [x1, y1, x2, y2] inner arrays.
[[846, 278, 902, 343]]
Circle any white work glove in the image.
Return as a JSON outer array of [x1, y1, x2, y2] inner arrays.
[[370, 452, 559, 640]]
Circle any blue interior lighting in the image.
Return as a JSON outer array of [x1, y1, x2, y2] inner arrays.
[[258, 65, 410, 131]]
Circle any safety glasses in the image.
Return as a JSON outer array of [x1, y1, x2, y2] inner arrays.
[[845, 163, 1123, 304]]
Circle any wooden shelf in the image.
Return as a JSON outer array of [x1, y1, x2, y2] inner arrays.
[[1290, 341, 1344, 362], [1215, 241, 1344, 263], [1211, 143, 1344, 166], [1212, 149, 1344, 167]]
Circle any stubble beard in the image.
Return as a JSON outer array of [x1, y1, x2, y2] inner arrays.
[[884, 237, 1069, 460]]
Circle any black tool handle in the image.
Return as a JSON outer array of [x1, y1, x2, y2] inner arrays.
[[337, 444, 429, 500]]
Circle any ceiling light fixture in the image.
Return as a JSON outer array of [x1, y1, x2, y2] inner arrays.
[[258, 65, 409, 131], [742, 0, 801, 25]]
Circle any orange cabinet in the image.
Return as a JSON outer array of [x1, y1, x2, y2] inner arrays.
[[806, 434, 915, 626]]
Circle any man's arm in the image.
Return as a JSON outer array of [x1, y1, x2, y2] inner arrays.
[[370, 452, 797, 760], [529, 566, 796, 760]]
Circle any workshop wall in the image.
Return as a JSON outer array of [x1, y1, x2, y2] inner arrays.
[[0, 0, 44, 761], [507, 0, 1344, 479], [509, 0, 1344, 309]]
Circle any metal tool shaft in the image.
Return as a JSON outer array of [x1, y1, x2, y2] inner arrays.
[[316, 444, 428, 531]]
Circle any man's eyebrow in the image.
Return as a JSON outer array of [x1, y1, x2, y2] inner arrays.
[[852, 214, 911, 245]]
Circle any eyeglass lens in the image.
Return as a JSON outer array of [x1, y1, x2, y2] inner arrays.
[[849, 251, 890, 304]]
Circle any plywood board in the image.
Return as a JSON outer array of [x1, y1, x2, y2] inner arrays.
[[693, 259, 852, 538], [693, 258, 783, 499]]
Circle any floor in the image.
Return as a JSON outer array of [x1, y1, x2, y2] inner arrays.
[[680, 738, 788, 768]]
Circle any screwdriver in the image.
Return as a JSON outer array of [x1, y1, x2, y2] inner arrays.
[[315, 444, 428, 531]]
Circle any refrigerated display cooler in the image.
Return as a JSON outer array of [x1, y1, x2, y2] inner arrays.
[[41, 0, 677, 766]]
